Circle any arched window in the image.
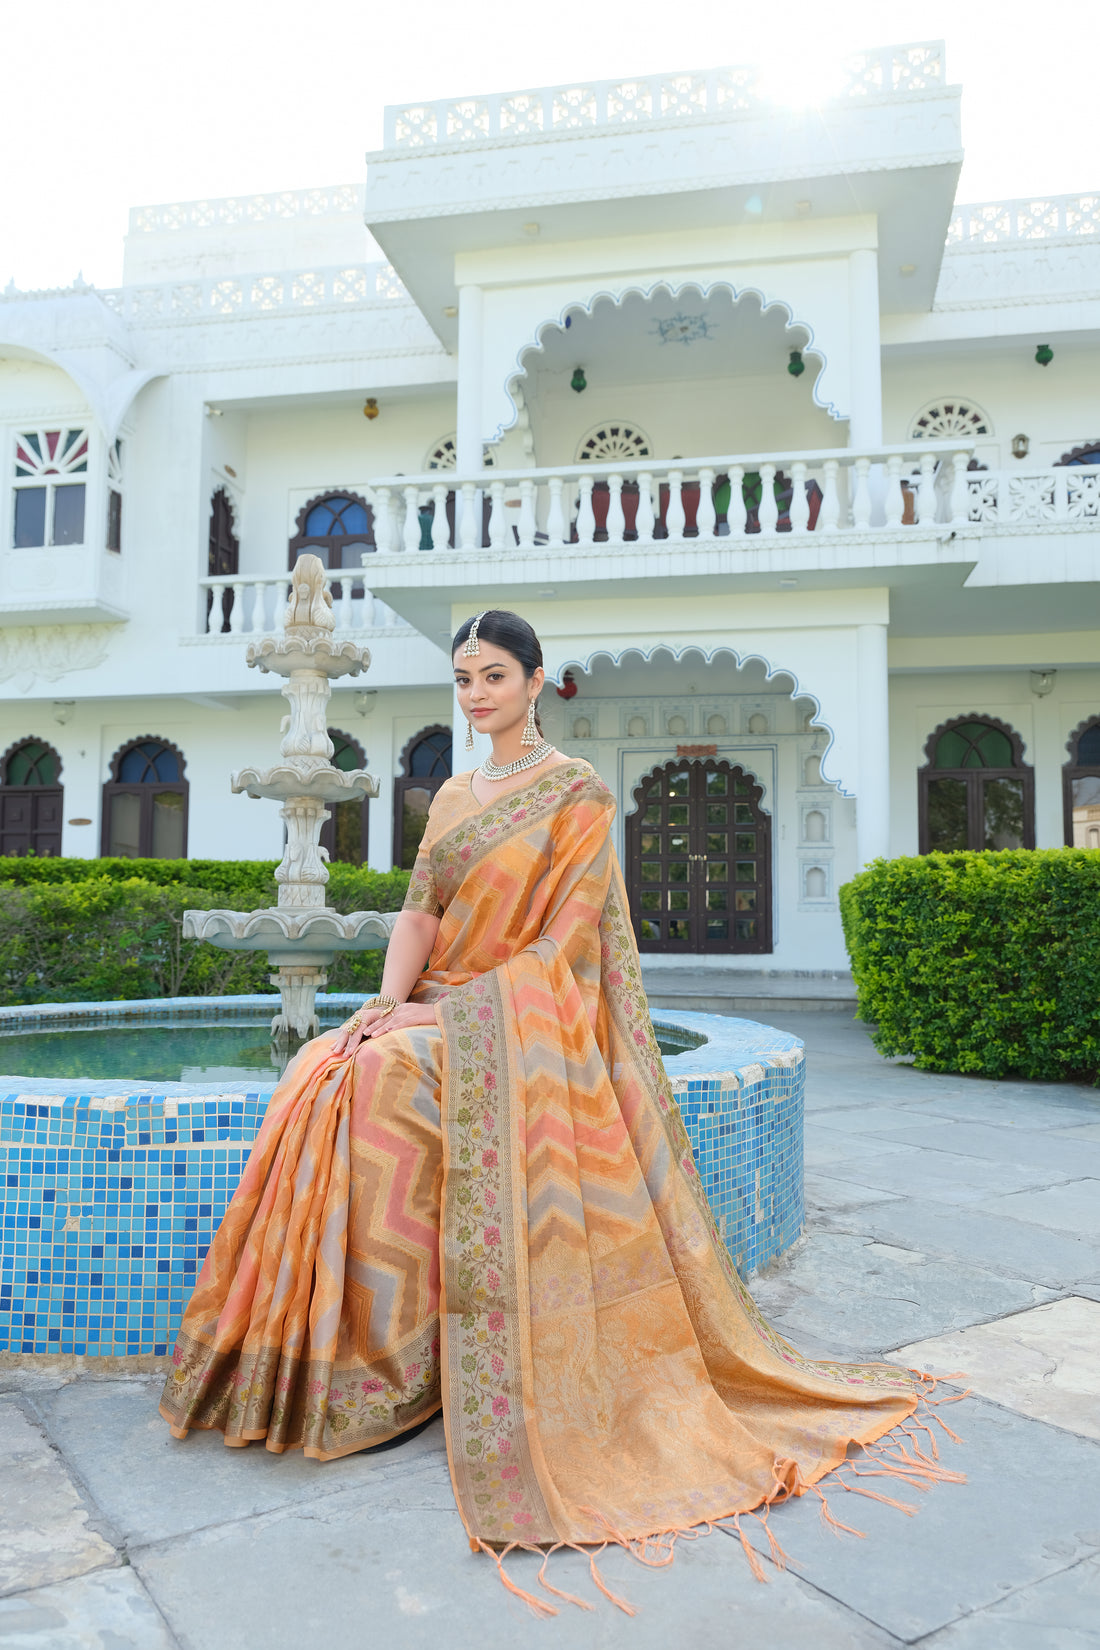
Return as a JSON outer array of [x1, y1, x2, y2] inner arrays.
[[0, 738, 63, 856], [393, 725, 452, 869], [320, 728, 370, 866], [1064, 717, 1100, 846], [1056, 442, 1100, 466], [919, 716, 1034, 853], [102, 738, 188, 859], [288, 491, 374, 575], [207, 487, 239, 634], [13, 428, 89, 548]]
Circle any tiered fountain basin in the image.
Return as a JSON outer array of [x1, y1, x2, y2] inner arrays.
[[0, 1000, 804, 1358]]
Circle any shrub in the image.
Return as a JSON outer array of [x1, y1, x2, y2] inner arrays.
[[0, 858, 410, 1006], [840, 849, 1100, 1083]]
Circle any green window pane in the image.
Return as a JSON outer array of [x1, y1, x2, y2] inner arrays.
[[641, 863, 661, 882], [735, 917, 758, 941], [734, 804, 755, 824], [668, 771, 690, 796], [668, 861, 689, 882], [733, 777, 751, 794], [735, 890, 757, 911], [640, 918, 661, 940], [640, 832, 660, 856], [706, 833, 727, 854], [706, 861, 727, 882], [982, 776, 1024, 849], [669, 890, 690, 911], [934, 721, 1014, 770], [668, 805, 689, 826], [735, 860, 756, 882], [641, 890, 661, 910], [5, 741, 58, 785], [669, 833, 689, 853], [706, 772, 727, 795], [668, 919, 690, 941], [706, 889, 727, 911], [643, 806, 661, 825], [735, 832, 756, 852], [706, 804, 727, 825], [707, 918, 729, 939], [927, 777, 968, 851]]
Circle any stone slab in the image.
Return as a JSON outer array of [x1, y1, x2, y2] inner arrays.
[[1058, 1122, 1100, 1143], [0, 1567, 175, 1649], [31, 1379, 453, 1547], [745, 1397, 1100, 1642], [808, 1106, 942, 1136], [974, 1180, 1100, 1238], [740, 1231, 1051, 1355], [872, 1121, 1100, 1177], [134, 1500, 899, 1650], [826, 1202, 1100, 1289], [0, 1399, 116, 1598], [891, 1091, 1100, 1132], [803, 1173, 901, 1214], [825, 1148, 1072, 1207], [803, 1130, 912, 1170], [890, 1297, 1100, 1442], [916, 1554, 1100, 1648]]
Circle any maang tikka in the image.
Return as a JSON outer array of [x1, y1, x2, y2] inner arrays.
[[463, 612, 486, 657]]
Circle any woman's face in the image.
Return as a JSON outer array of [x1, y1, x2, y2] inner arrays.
[[453, 643, 543, 738]]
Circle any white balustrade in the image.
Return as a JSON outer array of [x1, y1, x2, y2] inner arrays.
[[697, 468, 717, 537], [518, 479, 537, 550], [665, 471, 686, 539], [757, 464, 779, 536], [199, 573, 405, 637], [605, 475, 625, 546]]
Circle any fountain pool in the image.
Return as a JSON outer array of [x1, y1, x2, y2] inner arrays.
[[0, 998, 804, 1358]]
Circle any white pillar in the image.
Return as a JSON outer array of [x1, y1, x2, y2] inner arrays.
[[847, 248, 883, 450], [856, 622, 890, 866], [455, 284, 484, 473]]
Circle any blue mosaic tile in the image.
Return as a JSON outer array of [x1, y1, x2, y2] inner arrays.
[[0, 1010, 803, 1356]]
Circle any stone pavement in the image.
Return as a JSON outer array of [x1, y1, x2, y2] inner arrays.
[[2, 1012, 1099, 1648]]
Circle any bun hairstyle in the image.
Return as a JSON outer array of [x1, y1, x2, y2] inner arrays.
[[452, 609, 545, 736]]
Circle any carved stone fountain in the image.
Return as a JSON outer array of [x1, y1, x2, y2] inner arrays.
[[184, 555, 397, 1041]]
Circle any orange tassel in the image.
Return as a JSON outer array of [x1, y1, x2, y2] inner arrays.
[[536, 1545, 593, 1611], [475, 1540, 558, 1619], [928, 1409, 965, 1444], [731, 1514, 768, 1582], [751, 1507, 790, 1570], [811, 1483, 866, 1539], [586, 1545, 637, 1616]]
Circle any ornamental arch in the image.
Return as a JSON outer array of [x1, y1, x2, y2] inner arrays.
[[0, 737, 63, 856], [102, 737, 189, 859], [918, 715, 1034, 853]]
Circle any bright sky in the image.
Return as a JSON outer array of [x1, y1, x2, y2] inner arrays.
[[2, 0, 1098, 293]]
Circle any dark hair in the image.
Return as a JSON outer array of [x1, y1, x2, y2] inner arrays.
[[452, 610, 545, 735]]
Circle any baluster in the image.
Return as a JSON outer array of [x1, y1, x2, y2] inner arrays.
[[402, 486, 420, 552], [727, 465, 747, 537], [360, 587, 376, 627], [789, 461, 810, 534], [228, 580, 245, 634], [951, 451, 970, 526], [917, 453, 937, 526], [606, 474, 625, 545], [372, 487, 393, 552], [758, 463, 779, 536], [545, 476, 565, 548], [518, 479, 537, 549], [820, 460, 840, 532], [665, 470, 686, 538], [576, 475, 595, 547], [459, 482, 477, 550], [430, 482, 448, 550], [339, 572, 355, 629], [247, 581, 263, 635], [488, 480, 506, 549], [635, 472, 655, 544], [696, 468, 717, 538], [852, 458, 872, 530], [278, 580, 292, 631], [884, 454, 904, 527]]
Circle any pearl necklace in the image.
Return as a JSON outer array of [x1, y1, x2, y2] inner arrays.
[[479, 740, 555, 781]]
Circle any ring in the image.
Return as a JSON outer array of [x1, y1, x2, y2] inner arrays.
[[342, 1012, 363, 1033]]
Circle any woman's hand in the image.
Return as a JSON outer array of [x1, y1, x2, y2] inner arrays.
[[330, 1001, 438, 1056]]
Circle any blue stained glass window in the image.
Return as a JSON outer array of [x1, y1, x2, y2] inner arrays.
[[119, 741, 181, 783], [304, 499, 369, 537]]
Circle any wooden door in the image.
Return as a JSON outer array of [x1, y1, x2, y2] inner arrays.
[[0, 788, 63, 856], [626, 759, 771, 954]]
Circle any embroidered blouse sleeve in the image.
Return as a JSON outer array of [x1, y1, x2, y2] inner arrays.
[[402, 813, 444, 918]]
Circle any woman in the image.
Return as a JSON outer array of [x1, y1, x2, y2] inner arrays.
[[161, 610, 957, 1597]]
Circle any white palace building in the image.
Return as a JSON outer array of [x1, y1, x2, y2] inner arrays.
[[1, 40, 1099, 973]]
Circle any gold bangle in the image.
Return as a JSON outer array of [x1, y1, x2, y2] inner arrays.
[[364, 994, 400, 1016]]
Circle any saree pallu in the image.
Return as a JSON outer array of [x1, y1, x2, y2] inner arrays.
[[162, 761, 955, 1563]]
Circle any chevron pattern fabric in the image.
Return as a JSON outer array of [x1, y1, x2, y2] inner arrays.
[[162, 760, 926, 1548]]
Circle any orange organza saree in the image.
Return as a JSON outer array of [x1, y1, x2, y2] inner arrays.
[[161, 761, 959, 1578]]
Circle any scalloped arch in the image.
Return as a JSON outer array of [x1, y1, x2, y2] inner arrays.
[[106, 734, 188, 783], [921, 713, 1029, 770], [496, 279, 836, 444], [1065, 713, 1100, 762], [0, 735, 63, 785]]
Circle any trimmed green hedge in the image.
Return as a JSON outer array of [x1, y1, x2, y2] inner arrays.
[[0, 858, 409, 1006], [840, 849, 1100, 1083]]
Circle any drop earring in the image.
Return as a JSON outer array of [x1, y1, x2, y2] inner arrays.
[[465, 718, 475, 751], [521, 701, 538, 747]]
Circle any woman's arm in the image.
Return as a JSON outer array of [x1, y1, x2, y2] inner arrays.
[[330, 907, 441, 1053]]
